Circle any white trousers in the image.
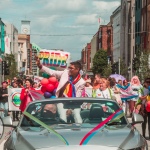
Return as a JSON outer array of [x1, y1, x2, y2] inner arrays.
[[57, 103, 82, 123]]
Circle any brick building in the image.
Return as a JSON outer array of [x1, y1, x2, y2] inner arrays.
[[81, 43, 92, 74], [98, 24, 113, 57], [141, 0, 150, 50]]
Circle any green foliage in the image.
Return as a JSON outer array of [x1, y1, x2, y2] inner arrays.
[[92, 49, 108, 75], [103, 63, 112, 78], [4, 54, 18, 80], [120, 59, 128, 76], [135, 50, 150, 81]]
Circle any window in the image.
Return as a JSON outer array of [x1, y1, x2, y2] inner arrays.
[[138, 0, 140, 9], [138, 21, 140, 36]]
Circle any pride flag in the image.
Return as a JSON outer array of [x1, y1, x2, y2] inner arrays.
[[116, 83, 138, 101]]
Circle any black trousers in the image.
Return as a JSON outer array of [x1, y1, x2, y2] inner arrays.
[[12, 111, 19, 120], [142, 112, 150, 138]]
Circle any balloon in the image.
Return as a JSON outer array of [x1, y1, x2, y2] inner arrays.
[[51, 96, 56, 98], [46, 84, 55, 93], [42, 73, 50, 78], [41, 78, 49, 86], [44, 92, 52, 98], [54, 82, 59, 88], [48, 77, 57, 85], [146, 101, 150, 112], [52, 88, 56, 95], [41, 86, 47, 93]]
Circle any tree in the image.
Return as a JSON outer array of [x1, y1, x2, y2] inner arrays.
[[120, 59, 128, 76], [103, 63, 112, 78], [136, 50, 150, 81], [4, 54, 18, 80], [92, 49, 108, 75]]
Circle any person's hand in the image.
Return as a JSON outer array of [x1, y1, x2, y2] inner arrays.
[[102, 106, 108, 112], [25, 89, 29, 93], [2, 94, 8, 97], [35, 55, 42, 69], [66, 109, 72, 116]]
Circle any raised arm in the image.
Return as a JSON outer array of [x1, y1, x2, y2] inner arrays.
[[35, 55, 64, 79]]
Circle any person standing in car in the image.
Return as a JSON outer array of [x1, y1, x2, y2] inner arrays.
[[35, 56, 85, 123]]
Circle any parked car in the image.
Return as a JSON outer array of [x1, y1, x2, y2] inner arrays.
[[3, 98, 148, 150]]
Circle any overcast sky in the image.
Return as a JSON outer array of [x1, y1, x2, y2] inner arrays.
[[0, 0, 120, 61]]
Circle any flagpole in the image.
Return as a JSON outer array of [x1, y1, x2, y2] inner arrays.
[[98, 16, 101, 29]]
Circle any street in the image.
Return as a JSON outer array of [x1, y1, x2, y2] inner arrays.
[[0, 119, 149, 149]]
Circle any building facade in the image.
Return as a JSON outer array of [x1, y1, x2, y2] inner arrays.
[[120, 0, 132, 68], [140, 0, 150, 50], [81, 43, 92, 75], [112, 6, 121, 63], [31, 43, 41, 76], [0, 18, 5, 84], [135, 0, 142, 50], [98, 24, 113, 55], [5, 24, 18, 67], [90, 32, 98, 68], [0, 19, 5, 55], [147, 0, 150, 49], [18, 34, 31, 75], [129, 0, 136, 78]]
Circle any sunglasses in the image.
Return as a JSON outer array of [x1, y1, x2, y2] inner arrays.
[[68, 67, 75, 70]]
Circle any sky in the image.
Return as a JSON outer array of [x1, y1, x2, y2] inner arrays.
[[0, 0, 120, 61]]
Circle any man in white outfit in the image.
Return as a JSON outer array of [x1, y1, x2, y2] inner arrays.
[[35, 56, 85, 123]]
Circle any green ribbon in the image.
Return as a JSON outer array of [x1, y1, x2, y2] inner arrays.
[[23, 111, 69, 145]]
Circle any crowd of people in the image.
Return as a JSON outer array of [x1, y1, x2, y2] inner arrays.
[[0, 55, 149, 139]]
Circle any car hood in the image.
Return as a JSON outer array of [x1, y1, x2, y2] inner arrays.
[[14, 125, 144, 150], [38, 145, 118, 150]]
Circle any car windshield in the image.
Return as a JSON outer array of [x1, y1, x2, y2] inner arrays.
[[20, 99, 127, 128]]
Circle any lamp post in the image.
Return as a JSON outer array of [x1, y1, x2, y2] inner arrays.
[[119, 57, 120, 75]]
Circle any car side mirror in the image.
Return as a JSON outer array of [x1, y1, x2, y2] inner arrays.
[[131, 113, 144, 125]]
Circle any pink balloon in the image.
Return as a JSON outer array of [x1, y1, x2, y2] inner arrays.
[[41, 78, 49, 86], [48, 77, 57, 85], [46, 84, 55, 93]]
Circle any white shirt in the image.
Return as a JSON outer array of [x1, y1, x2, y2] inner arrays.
[[96, 88, 114, 99]]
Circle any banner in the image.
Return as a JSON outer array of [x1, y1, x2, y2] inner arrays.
[[8, 88, 45, 111], [8, 88, 22, 111], [38, 49, 70, 71]]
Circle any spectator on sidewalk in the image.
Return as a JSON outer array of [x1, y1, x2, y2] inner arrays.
[[12, 82, 19, 121], [0, 81, 9, 117]]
